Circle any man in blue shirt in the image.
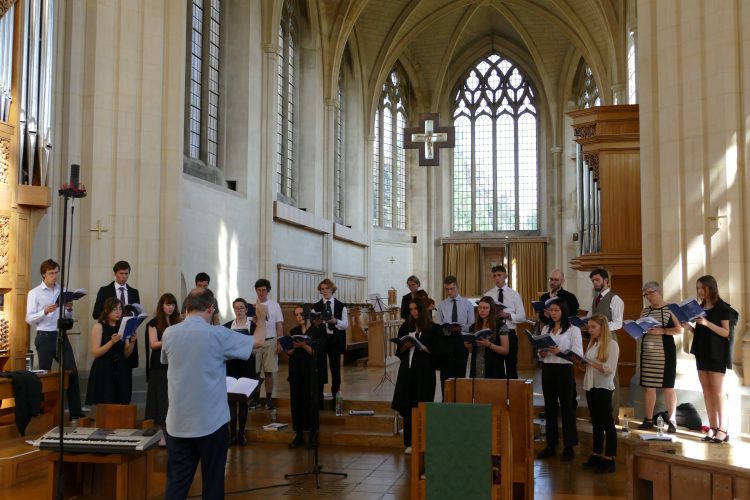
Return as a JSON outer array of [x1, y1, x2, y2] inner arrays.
[[161, 288, 264, 499], [436, 275, 475, 393]]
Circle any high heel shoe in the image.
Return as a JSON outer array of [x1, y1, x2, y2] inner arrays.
[[711, 429, 729, 444], [701, 428, 717, 442]]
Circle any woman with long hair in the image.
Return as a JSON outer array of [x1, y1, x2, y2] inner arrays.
[[86, 297, 137, 404], [224, 298, 258, 446], [391, 298, 438, 454], [637, 282, 682, 433], [145, 293, 181, 443], [581, 314, 620, 473], [466, 296, 509, 379], [536, 300, 582, 462], [286, 305, 326, 449], [688, 275, 733, 443]]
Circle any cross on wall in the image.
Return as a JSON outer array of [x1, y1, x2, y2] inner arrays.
[[403, 113, 455, 167]]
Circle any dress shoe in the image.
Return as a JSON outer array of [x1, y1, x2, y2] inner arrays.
[[289, 434, 305, 449], [560, 446, 574, 462], [701, 428, 717, 442], [594, 458, 615, 473], [711, 429, 729, 444], [666, 420, 677, 434], [536, 447, 556, 459], [581, 455, 601, 470], [637, 418, 653, 430], [236, 433, 248, 446]]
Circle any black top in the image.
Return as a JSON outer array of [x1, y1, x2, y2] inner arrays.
[[400, 293, 415, 320], [287, 324, 326, 382], [468, 323, 508, 379], [92, 281, 140, 320], [86, 321, 132, 405], [224, 320, 256, 379], [391, 322, 438, 415], [690, 299, 733, 366], [539, 288, 580, 325], [145, 318, 167, 372]]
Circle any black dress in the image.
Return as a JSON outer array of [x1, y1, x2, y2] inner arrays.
[[690, 300, 733, 373], [391, 322, 438, 447], [224, 320, 257, 379], [287, 324, 326, 433], [85, 322, 133, 405], [144, 318, 168, 426], [468, 324, 507, 379]]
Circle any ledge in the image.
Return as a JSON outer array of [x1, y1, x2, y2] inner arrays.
[[273, 201, 332, 234], [16, 185, 51, 208], [333, 224, 369, 247]]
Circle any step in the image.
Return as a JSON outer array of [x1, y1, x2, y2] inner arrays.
[[245, 423, 403, 449], [248, 407, 398, 433]]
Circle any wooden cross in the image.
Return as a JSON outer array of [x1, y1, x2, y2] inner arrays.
[[89, 220, 109, 240], [403, 113, 455, 166]]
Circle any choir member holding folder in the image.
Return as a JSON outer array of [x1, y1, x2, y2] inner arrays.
[[224, 298, 257, 446], [285, 305, 326, 449], [391, 298, 438, 454], [536, 300, 582, 462], [86, 297, 138, 404], [465, 296, 509, 379]]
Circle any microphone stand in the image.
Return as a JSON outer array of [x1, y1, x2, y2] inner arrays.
[[285, 323, 347, 488], [54, 182, 86, 500]]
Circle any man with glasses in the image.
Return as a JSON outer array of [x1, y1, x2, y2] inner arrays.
[[539, 269, 580, 325]]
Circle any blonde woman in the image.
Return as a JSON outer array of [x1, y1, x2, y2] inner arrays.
[[582, 314, 620, 473]]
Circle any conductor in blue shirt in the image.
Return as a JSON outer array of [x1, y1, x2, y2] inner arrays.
[[161, 287, 264, 499], [436, 275, 475, 391]]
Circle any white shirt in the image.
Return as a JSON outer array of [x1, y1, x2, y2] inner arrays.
[[113, 282, 131, 305], [482, 285, 526, 326], [538, 324, 583, 365], [583, 340, 619, 391], [593, 288, 624, 332], [26, 281, 70, 331], [323, 298, 349, 334], [260, 299, 284, 339]]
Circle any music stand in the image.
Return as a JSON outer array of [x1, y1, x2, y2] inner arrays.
[[368, 294, 395, 392]]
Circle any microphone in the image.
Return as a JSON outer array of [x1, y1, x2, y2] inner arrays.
[[58, 164, 87, 198]]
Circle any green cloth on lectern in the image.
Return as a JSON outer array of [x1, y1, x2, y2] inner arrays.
[[425, 402, 492, 499]]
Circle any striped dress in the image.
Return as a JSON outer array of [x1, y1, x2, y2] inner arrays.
[[639, 306, 677, 388]]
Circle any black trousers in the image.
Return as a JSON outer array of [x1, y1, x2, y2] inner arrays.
[[228, 398, 248, 439], [541, 363, 578, 448], [439, 334, 468, 392], [35, 331, 82, 417], [402, 407, 413, 447], [505, 330, 519, 378], [165, 424, 229, 500], [323, 332, 343, 396], [586, 388, 617, 457]]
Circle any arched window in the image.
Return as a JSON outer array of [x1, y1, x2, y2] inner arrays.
[[184, 0, 222, 181], [452, 53, 538, 232], [334, 78, 345, 223], [574, 62, 600, 109], [372, 69, 408, 229], [277, 0, 297, 203]]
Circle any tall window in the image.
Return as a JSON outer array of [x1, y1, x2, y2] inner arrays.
[[452, 53, 538, 232], [277, 0, 297, 203], [372, 70, 408, 229], [333, 78, 344, 223], [575, 62, 600, 109], [627, 29, 638, 104], [185, 0, 221, 170]]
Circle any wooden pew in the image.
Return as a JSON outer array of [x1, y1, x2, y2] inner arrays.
[[444, 378, 534, 500]]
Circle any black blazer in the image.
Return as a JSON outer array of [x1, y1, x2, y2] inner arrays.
[[92, 282, 141, 320], [539, 288, 580, 325], [312, 298, 347, 352]]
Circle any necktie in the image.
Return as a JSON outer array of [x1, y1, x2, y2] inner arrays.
[[595, 294, 602, 306], [118, 286, 126, 304], [451, 298, 458, 322], [326, 300, 333, 330], [497, 288, 504, 304]]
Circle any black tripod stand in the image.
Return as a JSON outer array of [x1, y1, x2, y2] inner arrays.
[[285, 324, 347, 488], [54, 165, 87, 500]]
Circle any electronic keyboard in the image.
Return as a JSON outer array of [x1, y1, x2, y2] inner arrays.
[[35, 426, 163, 454]]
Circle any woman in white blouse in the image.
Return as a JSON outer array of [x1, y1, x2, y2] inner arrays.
[[536, 300, 583, 462], [582, 314, 620, 473]]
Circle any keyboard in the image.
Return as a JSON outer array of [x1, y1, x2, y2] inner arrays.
[[35, 426, 163, 454]]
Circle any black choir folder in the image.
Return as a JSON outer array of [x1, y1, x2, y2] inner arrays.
[[277, 334, 312, 352], [390, 334, 427, 351], [556, 350, 588, 364], [118, 312, 148, 342], [524, 329, 557, 350], [667, 297, 705, 323], [622, 316, 662, 340], [531, 297, 558, 313], [462, 328, 493, 346], [226, 377, 259, 397], [61, 288, 87, 303], [568, 316, 591, 329]]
